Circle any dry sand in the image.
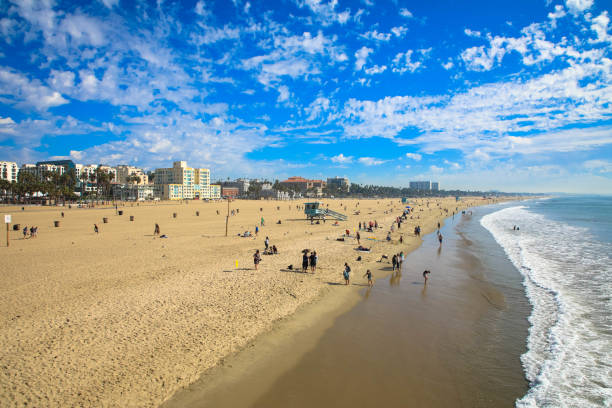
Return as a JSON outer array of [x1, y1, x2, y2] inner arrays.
[[0, 197, 502, 407]]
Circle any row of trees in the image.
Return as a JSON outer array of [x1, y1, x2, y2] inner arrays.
[[0, 168, 116, 203]]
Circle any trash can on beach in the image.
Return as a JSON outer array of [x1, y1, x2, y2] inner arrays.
[[118, 210, 123, 216], [54, 221, 60, 227], [173, 213, 177, 218], [130, 216, 134, 221], [13, 224, 20, 231], [103, 217, 108, 224], [196, 211, 199, 216]]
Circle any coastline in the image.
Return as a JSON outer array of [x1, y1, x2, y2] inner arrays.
[[162, 198, 525, 407], [175, 200, 531, 408], [0, 197, 517, 407]]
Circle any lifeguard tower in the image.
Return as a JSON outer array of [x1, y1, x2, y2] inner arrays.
[[304, 202, 347, 221]]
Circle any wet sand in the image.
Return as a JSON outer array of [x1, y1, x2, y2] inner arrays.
[[167, 206, 530, 407]]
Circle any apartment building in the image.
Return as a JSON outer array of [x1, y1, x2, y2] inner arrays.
[[154, 161, 216, 200], [0, 161, 19, 182], [409, 181, 431, 190]]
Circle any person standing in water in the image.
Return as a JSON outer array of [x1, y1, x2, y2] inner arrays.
[[423, 270, 431, 283], [438, 233, 443, 246]]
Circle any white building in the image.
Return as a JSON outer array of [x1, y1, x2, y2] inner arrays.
[[431, 182, 439, 191], [115, 165, 148, 185], [154, 161, 219, 200], [0, 161, 19, 182]]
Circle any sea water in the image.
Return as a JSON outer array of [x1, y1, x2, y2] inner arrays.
[[481, 196, 612, 407]]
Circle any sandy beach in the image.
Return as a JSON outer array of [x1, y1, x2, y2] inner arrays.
[[1, 197, 504, 407]]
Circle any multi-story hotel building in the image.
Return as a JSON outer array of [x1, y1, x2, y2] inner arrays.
[[0, 161, 19, 182], [154, 161, 220, 200]]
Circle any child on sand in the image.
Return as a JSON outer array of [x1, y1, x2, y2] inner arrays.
[[94, 224, 99, 234], [364, 269, 373, 287], [343, 263, 351, 285]]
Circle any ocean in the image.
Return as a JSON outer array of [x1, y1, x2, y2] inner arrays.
[[481, 196, 612, 407]]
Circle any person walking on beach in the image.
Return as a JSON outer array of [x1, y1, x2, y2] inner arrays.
[[399, 252, 404, 269], [261, 216, 265, 226], [343, 263, 351, 285], [154, 223, 160, 236], [255, 225, 259, 236], [94, 224, 99, 234], [356, 231, 361, 244], [423, 270, 431, 283], [265, 236, 269, 251], [302, 251, 309, 273], [392, 254, 398, 271], [364, 269, 373, 287], [23, 226, 28, 239], [253, 250, 261, 270]]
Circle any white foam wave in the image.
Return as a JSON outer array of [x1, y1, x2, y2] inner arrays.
[[481, 206, 612, 407]]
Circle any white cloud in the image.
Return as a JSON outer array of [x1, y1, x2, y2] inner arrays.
[[298, 0, 352, 25], [331, 153, 353, 163], [430, 165, 443, 173], [0, 68, 68, 111], [443, 159, 461, 169], [565, 0, 593, 15], [191, 25, 241, 45], [365, 65, 387, 75], [583, 159, 612, 173], [442, 60, 454, 70], [399, 8, 413, 18], [305, 96, 331, 120], [590, 12, 612, 43], [392, 50, 428, 73], [361, 30, 391, 41], [391, 26, 408, 38], [358, 157, 386, 166], [277, 85, 290, 102], [464, 28, 481, 37], [406, 153, 422, 161], [548, 5, 567, 27], [354, 46, 372, 70]]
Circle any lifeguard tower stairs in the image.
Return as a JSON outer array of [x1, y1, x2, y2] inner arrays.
[[304, 202, 347, 221]]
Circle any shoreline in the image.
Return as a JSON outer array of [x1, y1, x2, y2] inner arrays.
[[0, 197, 520, 407]]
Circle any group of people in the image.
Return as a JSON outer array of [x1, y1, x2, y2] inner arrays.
[[358, 220, 378, 232], [342, 263, 374, 287], [392, 252, 404, 271], [22, 225, 38, 239], [263, 236, 278, 255]]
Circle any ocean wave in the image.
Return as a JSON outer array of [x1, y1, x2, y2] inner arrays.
[[481, 206, 612, 408]]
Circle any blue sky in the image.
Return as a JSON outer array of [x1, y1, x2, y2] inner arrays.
[[0, 0, 611, 193]]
